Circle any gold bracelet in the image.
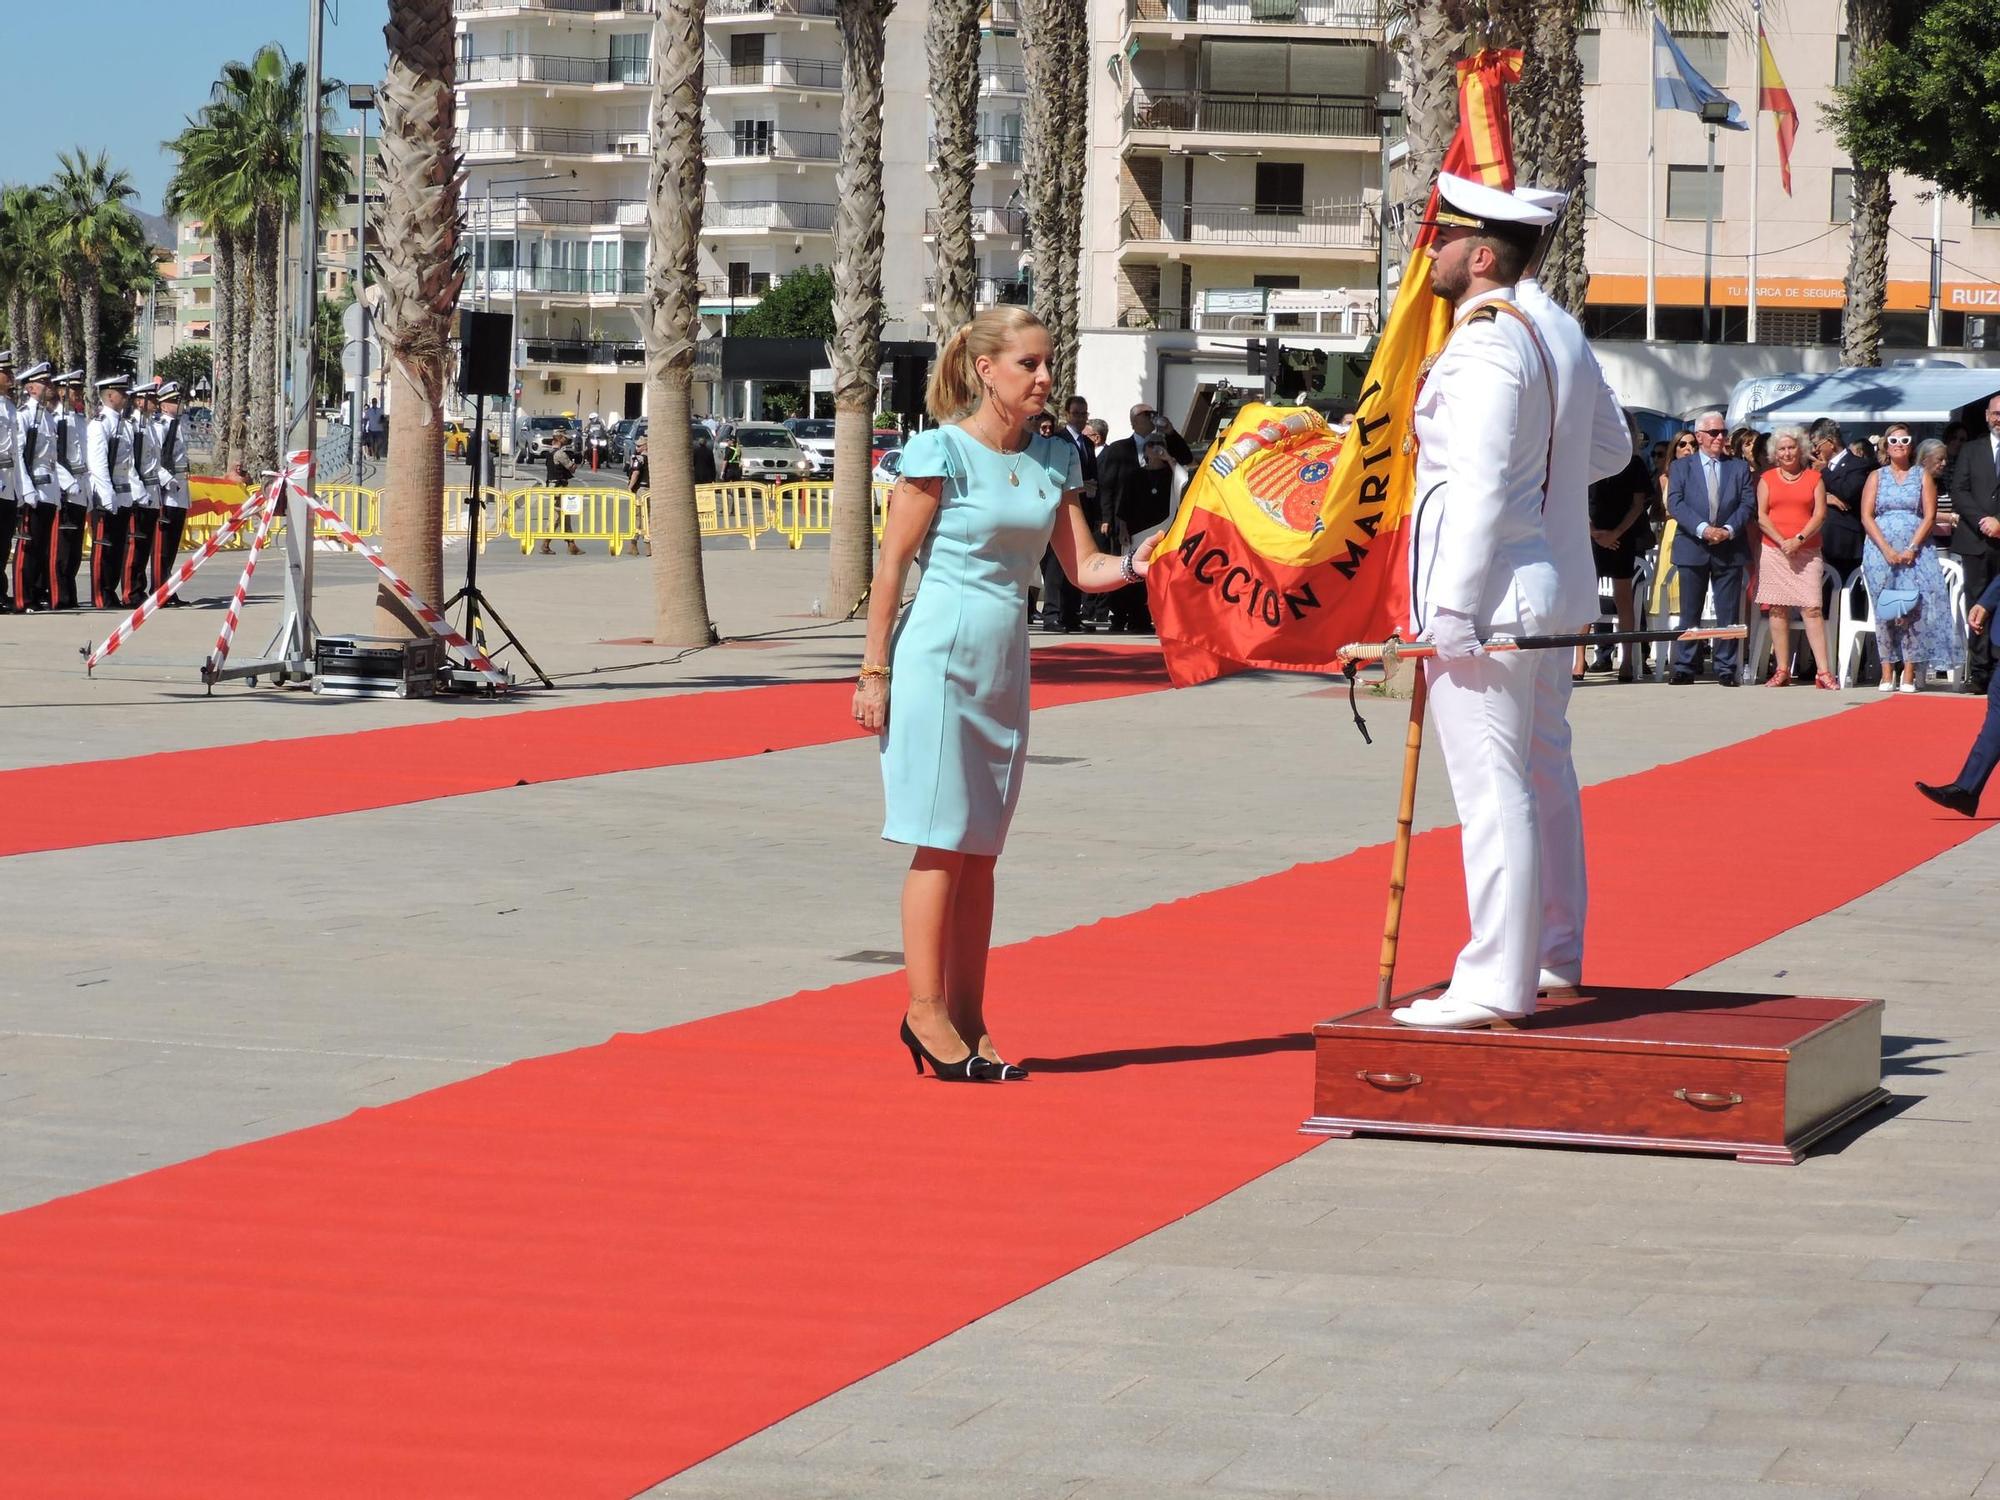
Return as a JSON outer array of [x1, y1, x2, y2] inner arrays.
[[859, 662, 891, 680]]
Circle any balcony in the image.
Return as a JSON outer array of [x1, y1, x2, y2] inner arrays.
[[518, 336, 647, 367], [464, 125, 653, 160], [982, 2, 1022, 32], [1124, 88, 1375, 140], [922, 206, 1028, 239], [502, 266, 648, 297], [925, 133, 1024, 168], [1120, 200, 1375, 251], [469, 195, 649, 231], [703, 128, 840, 165], [706, 0, 837, 20], [702, 199, 837, 233], [456, 0, 656, 14], [1126, 0, 1385, 27], [979, 64, 1027, 94], [704, 57, 842, 91], [462, 52, 651, 87], [1119, 287, 1378, 333], [922, 275, 1032, 307]]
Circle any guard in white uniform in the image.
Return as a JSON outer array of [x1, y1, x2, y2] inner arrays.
[[87, 374, 136, 609], [15, 362, 58, 611], [1391, 174, 1625, 1031], [153, 381, 193, 596], [0, 352, 21, 610], [51, 371, 90, 609], [124, 381, 164, 602]]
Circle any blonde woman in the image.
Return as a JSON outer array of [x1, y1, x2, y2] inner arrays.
[[852, 308, 1153, 1082], [1753, 428, 1835, 688], [1861, 421, 1953, 692]]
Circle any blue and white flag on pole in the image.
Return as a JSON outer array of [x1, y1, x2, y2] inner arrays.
[[1653, 19, 1748, 128]]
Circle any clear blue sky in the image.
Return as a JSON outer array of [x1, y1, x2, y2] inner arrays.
[[0, 1, 389, 214]]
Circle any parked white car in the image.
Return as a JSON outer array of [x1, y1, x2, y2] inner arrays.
[[871, 447, 902, 486]]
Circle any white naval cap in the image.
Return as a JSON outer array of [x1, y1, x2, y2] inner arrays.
[[55, 369, 83, 387], [96, 373, 132, 392], [131, 381, 162, 400], [1428, 172, 1565, 232], [18, 360, 53, 383], [157, 381, 182, 401], [0, 349, 14, 369]]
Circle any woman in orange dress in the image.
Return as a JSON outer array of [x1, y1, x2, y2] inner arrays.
[[1754, 427, 1835, 688]]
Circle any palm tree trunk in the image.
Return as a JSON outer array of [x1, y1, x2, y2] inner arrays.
[[376, 0, 466, 633], [1841, 0, 1894, 366], [246, 203, 281, 477], [645, 0, 716, 646], [1052, 0, 1087, 391], [1399, 0, 1465, 226], [1513, 3, 1586, 313], [81, 277, 103, 396], [8, 289, 25, 362], [51, 290, 74, 373], [212, 230, 237, 470], [927, 0, 981, 337], [828, 0, 890, 614], [230, 238, 254, 475], [1019, 0, 1070, 386]]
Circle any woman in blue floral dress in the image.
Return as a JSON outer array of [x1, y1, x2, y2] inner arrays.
[[1861, 422, 1955, 692]]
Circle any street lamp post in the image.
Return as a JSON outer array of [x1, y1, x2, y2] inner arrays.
[[346, 83, 375, 474], [1375, 90, 1405, 340], [1699, 97, 1732, 344], [481, 170, 569, 475]]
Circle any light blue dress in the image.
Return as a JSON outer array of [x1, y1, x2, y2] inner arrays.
[[880, 425, 1082, 855], [1862, 464, 1954, 666]]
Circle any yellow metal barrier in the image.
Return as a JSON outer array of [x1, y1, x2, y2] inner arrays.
[[873, 481, 893, 540], [508, 486, 636, 555], [442, 485, 505, 552], [695, 482, 767, 548], [314, 484, 380, 543], [773, 481, 832, 548]]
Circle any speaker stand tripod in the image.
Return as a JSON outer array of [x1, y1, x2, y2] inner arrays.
[[442, 393, 552, 690]]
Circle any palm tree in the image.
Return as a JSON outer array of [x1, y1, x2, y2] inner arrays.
[[926, 0, 981, 336], [375, 0, 464, 634], [645, 0, 717, 645], [828, 0, 892, 614], [48, 150, 143, 391], [1839, 0, 1893, 365], [0, 186, 50, 361], [1019, 0, 1070, 390]]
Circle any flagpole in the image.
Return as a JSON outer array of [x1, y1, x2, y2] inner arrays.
[[1748, 0, 1761, 344], [1646, 19, 1658, 343]]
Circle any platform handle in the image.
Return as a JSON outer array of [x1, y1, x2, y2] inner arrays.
[[1357, 1070, 1421, 1089], [1674, 1088, 1743, 1108]]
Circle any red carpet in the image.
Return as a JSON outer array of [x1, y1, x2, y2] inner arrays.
[[1, 644, 1164, 859], [0, 700, 1987, 1497]]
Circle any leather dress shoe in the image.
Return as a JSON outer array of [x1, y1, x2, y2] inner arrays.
[[1716, 675, 1738, 687], [1669, 672, 1693, 686], [1915, 781, 1979, 817], [1389, 994, 1530, 1030]]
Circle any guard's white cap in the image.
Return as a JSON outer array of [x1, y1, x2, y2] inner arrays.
[[1429, 172, 1565, 231]]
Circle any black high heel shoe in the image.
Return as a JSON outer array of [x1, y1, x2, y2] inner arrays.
[[900, 1019, 995, 1082], [976, 1044, 1029, 1081]]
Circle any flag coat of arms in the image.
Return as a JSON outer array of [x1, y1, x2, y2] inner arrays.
[[1145, 50, 1529, 688]]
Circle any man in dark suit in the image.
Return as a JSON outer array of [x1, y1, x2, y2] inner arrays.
[[1666, 409, 1756, 684], [1038, 394, 1096, 630], [1916, 571, 2000, 815], [1811, 418, 1873, 584], [1947, 393, 2000, 694]]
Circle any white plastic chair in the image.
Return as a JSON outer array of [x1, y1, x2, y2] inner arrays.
[[1835, 565, 1877, 688]]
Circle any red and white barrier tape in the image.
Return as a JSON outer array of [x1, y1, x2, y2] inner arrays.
[[203, 491, 281, 679], [85, 487, 269, 674]]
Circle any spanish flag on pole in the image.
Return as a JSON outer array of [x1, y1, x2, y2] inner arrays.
[[1757, 21, 1798, 195], [1145, 51, 1527, 686]]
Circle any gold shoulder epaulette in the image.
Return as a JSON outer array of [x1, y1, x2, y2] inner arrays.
[[1466, 305, 1500, 322]]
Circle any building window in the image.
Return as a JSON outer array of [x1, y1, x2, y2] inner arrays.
[[1254, 163, 1304, 216], [608, 31, 648, 84], [1667, 164, 1723, 221], [1835, 33, 1854, 88], [1831, 167, 1855, 222], [1578, 28, 1600, 87], [1972, 201, 2000, 229], [1675, 31, 1728, 86]]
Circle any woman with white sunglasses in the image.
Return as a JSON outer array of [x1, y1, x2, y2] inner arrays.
[[1860, 422, 1954, 692]]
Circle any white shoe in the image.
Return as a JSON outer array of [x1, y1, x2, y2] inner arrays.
[[1899, 681, 1918, 694], [1537, 967, 1582, 995], [1389, 994, 1529, 1030], [1878, 677, 1896, 692]]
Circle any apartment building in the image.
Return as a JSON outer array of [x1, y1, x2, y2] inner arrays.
[[1581, 2, 2000, 347]]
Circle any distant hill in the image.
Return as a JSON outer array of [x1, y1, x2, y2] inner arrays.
[[134, 209, 175, 249]]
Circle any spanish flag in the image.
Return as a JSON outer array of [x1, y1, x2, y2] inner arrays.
[[1758, 22, 1798, 195], [1145, 50, 1526, 686]]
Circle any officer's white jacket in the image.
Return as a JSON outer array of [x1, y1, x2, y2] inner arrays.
[[87, 411, 137, 510], [1516, 277, 1639, 631], [1409, 286, 1561, 634], [0, 394, 20, 501], [54, 407, 88, 495], [155, 412, 191, 506], [17, 396, 55, 504], [133, 412, 166, 496]]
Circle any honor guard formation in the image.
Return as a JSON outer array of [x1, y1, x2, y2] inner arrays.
[[0, 358, 191, 615]]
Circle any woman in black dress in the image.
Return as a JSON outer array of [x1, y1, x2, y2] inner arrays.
[[1583, 417, 1655, 682]]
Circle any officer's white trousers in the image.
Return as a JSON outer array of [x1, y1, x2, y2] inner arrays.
[[1425, 648, 1586, 1014]]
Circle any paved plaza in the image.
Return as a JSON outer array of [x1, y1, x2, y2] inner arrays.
[[2, 542, 1997, 1499]]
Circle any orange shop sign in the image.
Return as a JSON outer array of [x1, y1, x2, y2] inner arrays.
[[1586, 274, 2000, 311]]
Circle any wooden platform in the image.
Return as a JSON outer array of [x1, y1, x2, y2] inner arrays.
[[1303, 984, 1889, 1165]]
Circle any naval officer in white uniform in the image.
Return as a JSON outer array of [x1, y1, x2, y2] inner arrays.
[[1392, 173, 1629, 1031]]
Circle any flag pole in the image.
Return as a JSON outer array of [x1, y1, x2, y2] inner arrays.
[[1748, 0, 1761, 344], [1646, 20, 1658, 343], [1375, 668, 1428, 1009]]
